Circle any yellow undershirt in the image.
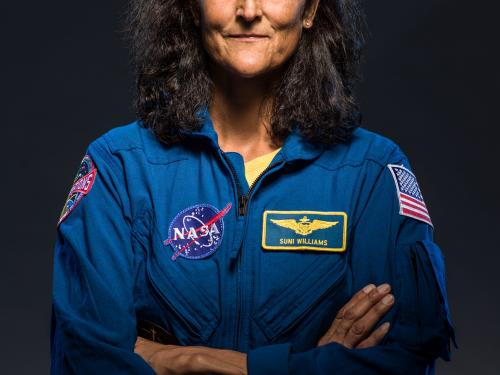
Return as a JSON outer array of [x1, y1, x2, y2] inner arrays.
[[244, 148, 282, 187]]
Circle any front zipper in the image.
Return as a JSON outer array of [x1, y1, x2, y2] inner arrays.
[[219, 150, 285, 349], [221, 151, 284, 216], [239, 160, 284, 215]]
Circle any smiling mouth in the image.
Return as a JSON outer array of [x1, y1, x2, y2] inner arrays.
[[228, 35, 268, 42]]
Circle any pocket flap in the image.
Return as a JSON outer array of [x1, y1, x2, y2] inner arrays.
[[254, 255, 347, 343], [133, 213, 221, 343], [418, 239, 457, 349]]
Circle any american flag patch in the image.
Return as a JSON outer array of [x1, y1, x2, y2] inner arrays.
[[387, 164, 433, 227]]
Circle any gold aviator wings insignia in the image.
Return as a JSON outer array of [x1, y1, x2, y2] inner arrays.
[[270, 216, 339, 236]]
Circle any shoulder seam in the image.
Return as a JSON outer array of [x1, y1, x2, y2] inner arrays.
[[103, 131, 144, 153], [89, 136, 124, 179], [88, 136, 143, 229], [312, 144, 402, 172]]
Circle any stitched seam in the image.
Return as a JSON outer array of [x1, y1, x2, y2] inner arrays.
[[310, 150, 400, 172]]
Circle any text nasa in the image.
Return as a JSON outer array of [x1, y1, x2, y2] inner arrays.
[[172, 223, 220, 240]]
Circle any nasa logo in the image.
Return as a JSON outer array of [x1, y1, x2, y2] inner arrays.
[[164, 202, 232, 261]]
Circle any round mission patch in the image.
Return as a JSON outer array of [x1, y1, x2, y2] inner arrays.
[[58, 154, 97, 226], [164, 203, 232, 261]]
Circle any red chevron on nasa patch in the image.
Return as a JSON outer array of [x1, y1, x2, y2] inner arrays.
[[387, 164, 433, 227]]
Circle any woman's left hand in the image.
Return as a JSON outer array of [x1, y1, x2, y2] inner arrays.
[[134, 336, 247, 375], [317, 283, 394, 349]]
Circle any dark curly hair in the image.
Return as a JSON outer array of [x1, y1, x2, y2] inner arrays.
[[126, 0, 366, 147]]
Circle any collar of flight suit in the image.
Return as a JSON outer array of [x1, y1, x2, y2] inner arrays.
[[182, 105, 326, 164]]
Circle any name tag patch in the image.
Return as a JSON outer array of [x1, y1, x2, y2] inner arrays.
[[262, 210, 347, 252]]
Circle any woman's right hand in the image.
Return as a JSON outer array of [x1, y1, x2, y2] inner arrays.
[[135, 337, 247, 375], [317, 283, 395, 349]]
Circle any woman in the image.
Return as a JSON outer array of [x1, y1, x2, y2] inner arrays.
[[51, 0, 456, 374]]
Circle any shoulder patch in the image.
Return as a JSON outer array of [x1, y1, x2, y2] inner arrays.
[[387, 164, 433, 227], [58, 155, 98, 226]]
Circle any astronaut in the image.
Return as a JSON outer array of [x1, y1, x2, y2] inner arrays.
[[51, 0, 456, 373], [51, 107, 456, 374]]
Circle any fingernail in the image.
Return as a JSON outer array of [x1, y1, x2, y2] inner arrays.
[[382, 294, 394, 305], [363, 284, 376, 293], [377, 283, 391, 293], [381, 322, 391, 331]]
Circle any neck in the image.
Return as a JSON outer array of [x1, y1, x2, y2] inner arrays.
[[207, 62, 284, 161]]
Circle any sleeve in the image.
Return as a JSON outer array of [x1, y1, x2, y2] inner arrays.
[[247, 149, 457, 375], [50, 136, 155, 374]]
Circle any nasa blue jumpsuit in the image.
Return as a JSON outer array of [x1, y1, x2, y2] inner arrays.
[[51, 106, 456, 374]]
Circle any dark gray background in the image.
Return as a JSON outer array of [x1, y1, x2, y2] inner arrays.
[[1, 1, 498, 374]]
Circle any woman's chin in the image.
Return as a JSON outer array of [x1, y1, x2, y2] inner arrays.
[[226, 64, 275, 79]]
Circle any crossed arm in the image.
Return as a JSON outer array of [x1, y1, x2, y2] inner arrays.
[[134, 283, 394, 375]]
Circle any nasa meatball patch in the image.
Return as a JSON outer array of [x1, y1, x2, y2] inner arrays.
[[164, 203, 232, 261], [58, 155, 97, 226], [387, 164, 433, 227]]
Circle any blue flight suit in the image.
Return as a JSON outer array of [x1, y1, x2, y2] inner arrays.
[[51, 106, 456, 374]]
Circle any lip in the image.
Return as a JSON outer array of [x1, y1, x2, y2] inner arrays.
[[227, 34, 268, 42], [229, 33, 268, 38], [228, 34, 267, 39]]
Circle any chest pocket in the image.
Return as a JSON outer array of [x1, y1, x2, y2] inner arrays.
[[252, 250, 349, 350], [132, 211, 221, 345]]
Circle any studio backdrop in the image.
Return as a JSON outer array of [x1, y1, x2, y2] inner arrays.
[[1, 1, 498, 374]]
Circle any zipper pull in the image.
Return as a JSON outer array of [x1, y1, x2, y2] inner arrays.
[[238, 195, 248, 216]]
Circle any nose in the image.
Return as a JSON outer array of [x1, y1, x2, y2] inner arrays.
[[236, 0, 263, 22]]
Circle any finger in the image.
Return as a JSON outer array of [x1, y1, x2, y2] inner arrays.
[[334, 284, 391, 340], [134, 337, 149, 351], [317, 284, 376, 346], [356, 322, 391, 349], [332, 284, 377, 328], [135, 336, 149, 345], [339, 284, 391, 333], [339, 284, 377, 316], [343, 293, 394, 348], [134, 336, 160, 350]]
